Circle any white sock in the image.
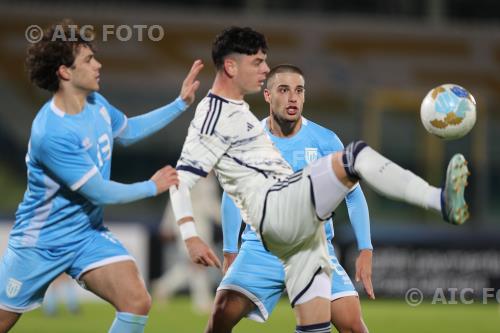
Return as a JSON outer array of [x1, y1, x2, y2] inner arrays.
[[427, 187, 442, 212], [354, 147, 441, 213]]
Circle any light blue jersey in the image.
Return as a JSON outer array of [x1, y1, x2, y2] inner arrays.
[[11, 93, 126, 249], [1, 92, 186, 312], [10, 92, 187, 249]]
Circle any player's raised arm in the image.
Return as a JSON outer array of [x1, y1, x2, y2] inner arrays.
[[114, 60, 204, 146]]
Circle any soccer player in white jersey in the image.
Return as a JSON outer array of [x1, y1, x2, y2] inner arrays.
[[205, 64, 371, 333], [170, 27, 469, 333], [0, 21, 202, 333]]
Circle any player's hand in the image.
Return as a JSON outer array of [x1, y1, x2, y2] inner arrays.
[[222, 252, 238, 275], [355, 249, 375, 300], [180, 59, 204, 106], [185, 236, 222, 269], [151, 165, 179, 195]]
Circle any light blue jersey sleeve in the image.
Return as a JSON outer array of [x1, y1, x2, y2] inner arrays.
[[221, 192, 242, 253], [327, 129, 372, 250], [39, 130, 156, 206], [345, 185, 373, 250], [79, 173, 156, 205], [111, 96, 187, 147]]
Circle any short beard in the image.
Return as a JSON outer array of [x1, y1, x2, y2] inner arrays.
[[271, 111, 299, 136]]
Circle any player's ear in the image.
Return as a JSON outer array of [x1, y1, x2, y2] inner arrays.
[[57, 65, 71, 82], [223, 58, 237, 78], [263, 88, 271, 103]]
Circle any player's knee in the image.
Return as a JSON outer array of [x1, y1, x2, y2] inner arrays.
[[350, 318, 368, 333], [310, 155, 352, 220], [125, 290, 152, 315], [337, 317, 368, 333], [139, 292, 153, 314], [342, 140, 368, 180]]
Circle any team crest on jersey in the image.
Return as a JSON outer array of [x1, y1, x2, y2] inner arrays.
[[305, 148, 318, 164], [6, 278, 22, 298]]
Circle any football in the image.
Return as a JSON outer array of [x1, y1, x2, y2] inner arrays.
[[420, 84, 476, 140]]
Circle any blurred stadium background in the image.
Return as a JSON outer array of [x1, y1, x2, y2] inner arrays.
[[0, 0, 499, 332]]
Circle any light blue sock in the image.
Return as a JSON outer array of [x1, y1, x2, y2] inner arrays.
[[108, 312, 148, 333]]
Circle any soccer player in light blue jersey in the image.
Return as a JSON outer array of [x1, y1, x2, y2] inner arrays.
[[0, 21, 205, 333], [205, 65, 371, 333]]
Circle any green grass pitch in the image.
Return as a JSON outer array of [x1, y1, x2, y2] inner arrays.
[[10, 297, 500, 332]]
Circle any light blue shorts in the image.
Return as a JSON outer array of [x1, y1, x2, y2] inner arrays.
[[0, 228, 133, 313], [218, 240, 357, 322]]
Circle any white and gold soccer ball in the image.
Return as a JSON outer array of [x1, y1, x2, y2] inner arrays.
[[420, 84, 476, 140]]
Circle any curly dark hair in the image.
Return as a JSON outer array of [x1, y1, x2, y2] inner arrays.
[[211, 26, 268, 70], [25, 20, 94, 92]]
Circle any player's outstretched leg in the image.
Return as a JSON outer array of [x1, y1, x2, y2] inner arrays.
[[331, 141, 470, 225]]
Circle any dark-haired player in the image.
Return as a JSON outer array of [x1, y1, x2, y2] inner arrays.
[[170, 26, 469, 333], [0, 21, 203, 333], [207, 64, 371, 333]]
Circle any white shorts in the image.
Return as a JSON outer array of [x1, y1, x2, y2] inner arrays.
[[257, 158, 347, 305]]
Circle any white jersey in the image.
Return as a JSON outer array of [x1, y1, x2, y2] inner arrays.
[[177, 92, 292, 226]]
